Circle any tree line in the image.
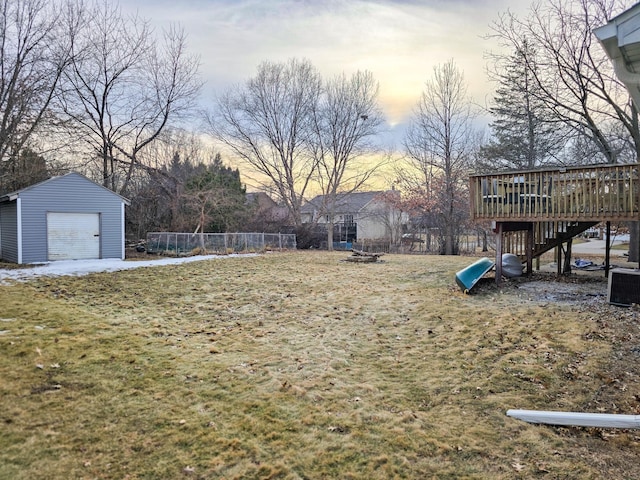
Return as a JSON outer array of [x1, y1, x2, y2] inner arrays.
[[1, 0, 638, 258]]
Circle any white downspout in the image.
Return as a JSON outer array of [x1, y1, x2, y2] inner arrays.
[[507, 409, 640, 428]]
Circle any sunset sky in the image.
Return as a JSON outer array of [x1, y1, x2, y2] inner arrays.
[[122, 0, 533, 148]]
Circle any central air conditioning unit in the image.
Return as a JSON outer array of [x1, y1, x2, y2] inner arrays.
[[608, 268, 640, 306]]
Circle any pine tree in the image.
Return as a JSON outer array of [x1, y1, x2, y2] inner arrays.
[[481, 41, 567, 172], [184, 155, 248, 233]]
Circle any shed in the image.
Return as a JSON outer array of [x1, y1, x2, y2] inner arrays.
[[0, 172, 130, 264]]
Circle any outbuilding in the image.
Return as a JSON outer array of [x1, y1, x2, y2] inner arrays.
[[0, 172, 130, 264]]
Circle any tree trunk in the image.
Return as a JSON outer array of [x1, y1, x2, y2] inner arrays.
[[563, 238, 573, 274]]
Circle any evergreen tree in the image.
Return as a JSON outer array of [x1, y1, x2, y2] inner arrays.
[[127, 150, 249, 238], [0, 147, 51, 193], [480, 41, 567, 172], [184, 154, 248, 233]]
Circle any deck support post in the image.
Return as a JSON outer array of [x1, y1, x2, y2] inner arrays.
[[526, 222, 534, 275], [605, 221, 611, 277], [495, 222, 503, 285], [564, 238, 573, 273]]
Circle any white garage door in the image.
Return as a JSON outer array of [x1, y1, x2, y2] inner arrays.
[[47, 212, 100, 260]]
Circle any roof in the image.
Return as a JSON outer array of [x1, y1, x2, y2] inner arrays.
[[594, 3, 640, 108], [246, 192, 277, 208], [300, 191, 386, 214], [246, 192, 291, 222], [0, 172, 131, 205]]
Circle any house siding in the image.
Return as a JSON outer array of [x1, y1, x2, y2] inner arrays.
[[300, 192, 407, 243], [357, 200, 390, 241], [14, 173, 126, 263], [357, 217, 388, 240], [0, 202, 18, 263]]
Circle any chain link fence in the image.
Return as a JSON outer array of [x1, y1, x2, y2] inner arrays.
[[145, 232, 297, 256]]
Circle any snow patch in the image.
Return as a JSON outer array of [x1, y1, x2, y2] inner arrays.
[[0, 254, 257, 284]]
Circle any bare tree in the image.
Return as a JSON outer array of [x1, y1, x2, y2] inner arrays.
[[403, 60, 477, 255], [310, 70, 385, 249], [489, 0, 639, 164], [210, 58, 321, 228], [0, 0, 73, 188], [59, 1, 200, 195]]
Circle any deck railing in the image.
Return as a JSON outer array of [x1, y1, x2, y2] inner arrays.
[[470, 163, 640, 222]]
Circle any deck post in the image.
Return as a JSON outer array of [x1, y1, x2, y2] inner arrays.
[[526, 222, 534, 275], [557, 243, 562, 276], [564, 238, 573, 273], [495, 222, 503, 285], [605, 221, 611, 277]]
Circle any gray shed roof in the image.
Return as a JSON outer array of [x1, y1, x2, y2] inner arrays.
[[0, 172, 131, 205]]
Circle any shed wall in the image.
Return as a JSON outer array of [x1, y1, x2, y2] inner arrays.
[[19, 173, 125, 263], [0, 202, 18, 263]]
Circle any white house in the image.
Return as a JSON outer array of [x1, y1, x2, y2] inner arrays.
[[300, 190, 408, 243]]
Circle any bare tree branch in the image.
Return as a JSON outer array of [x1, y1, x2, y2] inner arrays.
[[59, 1, 201, 194], [0, 0, 73, 186], [209, 58, 321, 227]]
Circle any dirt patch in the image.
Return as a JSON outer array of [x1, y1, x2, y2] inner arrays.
[[510, 273, 609, 305]]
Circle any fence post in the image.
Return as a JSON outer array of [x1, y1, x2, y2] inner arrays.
[[279, 233, 282, 250]]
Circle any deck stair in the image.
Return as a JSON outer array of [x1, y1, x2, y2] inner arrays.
[[501, 221, 599, 262], [532, 221, 599, 259]]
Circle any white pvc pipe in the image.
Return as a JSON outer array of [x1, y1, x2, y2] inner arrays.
[[506, 409, 640, 429]]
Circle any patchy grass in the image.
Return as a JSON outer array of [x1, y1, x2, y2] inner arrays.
[[1, 251, 639, 479], [611, 242, 630, 251]]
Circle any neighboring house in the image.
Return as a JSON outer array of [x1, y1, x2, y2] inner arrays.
[[0, 172, 130, 263], [300, 190, 407, 243], [245, 192, 292, 232]]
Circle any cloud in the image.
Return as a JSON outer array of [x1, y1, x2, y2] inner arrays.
[[121, 0, 530, 138]]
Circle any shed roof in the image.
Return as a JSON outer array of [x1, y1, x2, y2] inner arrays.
[[0, 172, 131, 205]]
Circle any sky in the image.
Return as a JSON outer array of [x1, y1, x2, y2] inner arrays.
[[121, 0, 533, 148]]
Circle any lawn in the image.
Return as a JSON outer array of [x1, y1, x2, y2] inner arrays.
[[1, 251, 639, 479]]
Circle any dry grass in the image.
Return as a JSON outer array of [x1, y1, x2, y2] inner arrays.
[[1, 251, 639, 479]]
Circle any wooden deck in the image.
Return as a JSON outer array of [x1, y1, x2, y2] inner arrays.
[[470, 163, 639, 222], [469, 163, 639, 281]]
